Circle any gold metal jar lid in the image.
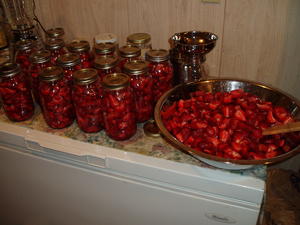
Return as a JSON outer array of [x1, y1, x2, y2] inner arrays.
[[45, 38, 65, 50], [93, 55, 119, 70], [15, 39, 35, 51], [68, 40, 90, 53], [143, 120, 161, 137], [119, 45, 141, 58], [102, 73, 130, 90], [145, 49, 169, 62], [57, 53, 81, 67], [30, 50, 51, 64], [73, 68, 98, 85], [127, 33, 151, 45], [46, 27, 65, 39], [94, 42, 116, 55], [123, 60, 148, 75], [40, 66, 64, 82], [0, 62, 21, 78]]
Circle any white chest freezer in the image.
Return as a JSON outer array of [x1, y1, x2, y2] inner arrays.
[[0, 114, 265, 225]]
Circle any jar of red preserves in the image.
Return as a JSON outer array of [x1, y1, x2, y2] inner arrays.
[[94, 42, 116, 57], [127, 33, 152, 60], [118, 45, 141, 72], [39, 66, 75, 129], [145, 49, 173, 103], [15, 39, 36, 74], [45, 38, 67, 64], [72, 68, 104, 133], [102, 73, 136, 140], [93, 55, 119, 81], [57, 53, 81, 84], [0, 63, 34, 121], [29, 50, 52, 104], [124, 60, 153, 123], [46, 27, 65, 41], [67, 40, 92, 68]]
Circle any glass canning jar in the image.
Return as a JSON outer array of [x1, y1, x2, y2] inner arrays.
[[0, 63, 34, 121], [124, 60, 153, 123], [127, 33, 152, 60], [15, 39, 36, 74], [118, 45, 141, 72], [67, 40, 92, 68], [145, 49, 174, 103], [39, 66, 75, 129], [46, 27, 65, 41], [94, 42, 116, 57], [102, 73, 136, 141], [57, 53, 82, 84], [93, 55, 119, 81], [72, 68, 104, 133], [29, 50, 52, 104], [45, 38, 67, 65]]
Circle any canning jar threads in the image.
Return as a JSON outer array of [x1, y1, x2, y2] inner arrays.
[[94, 42, 116, 57], [118, 45, 141, 72], [124, 60, 153, 123], [39, 66, 75, 129], [145, 49, 173, 103], [102, 73, 136, 141], [15, 39, 36, 74], [93, 55, 119, 81], [67, 40, 92, 68], [46, 27, 65, 41], [45, 38, 67, 64], [0, 63, 34, 121], [72, 68, 104, 133], [127, 33, 152, 60], [57, 53, 82, 84]]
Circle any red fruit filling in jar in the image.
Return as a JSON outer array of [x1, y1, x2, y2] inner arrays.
[[15, 40, 36, 74]]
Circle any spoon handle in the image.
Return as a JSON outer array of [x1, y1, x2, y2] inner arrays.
[[262, 121, 300, 136]]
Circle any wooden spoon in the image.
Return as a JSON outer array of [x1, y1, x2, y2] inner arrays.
[[262, 121, 300, 136]]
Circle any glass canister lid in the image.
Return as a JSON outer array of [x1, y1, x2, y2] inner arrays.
[[0, 63, 21, 78], [30, 50, 51, 64], [73, 68, 98, 85], [123, 60, 148, 75], [40, 66, 64, 82], [145, 49, 169, 62], [15, 39, 34, 51], [68, 40, 90, 53], [119, 45, 141, 58], [57, 53, 81, 67], [94, 42, 116, 55], [45, 38, 65, 50], [102, 73, 130, 90], [127, 33, 151, 45], [93, 55, 119, 70], [46, 27, 65, 39]]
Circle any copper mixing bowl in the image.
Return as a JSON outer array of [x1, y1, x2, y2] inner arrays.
[[154, 78, 300, 169]]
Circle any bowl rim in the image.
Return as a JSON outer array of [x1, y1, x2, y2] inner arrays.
[[154, 78, 300, 166], [170, 31, 218, 47]]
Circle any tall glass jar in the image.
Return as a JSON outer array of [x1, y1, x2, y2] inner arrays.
[[15, 39, 36, 74], [93, 55, 119, 81], [45, 38, 67, 65], [124, 60, 153, 123], [39, 66, 74, 129], [57, 53, 82, 84], [145, 49, 174, 103], [102, 73, 136, 141], [72, 68, 104, 133], [29, 50, 52, 104], [94, 42, 116, 57], [0, 63, 34, 121], [118, 45, 141, 72], [67, 40, 92, 68], [46, 27, 65, 41], [127, 33, 152, 60]]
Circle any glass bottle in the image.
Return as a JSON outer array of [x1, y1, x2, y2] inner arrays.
[[94, 42, 116, 57], [46, 27, 65, 41], [124, 60, 153, 123], [127, 33, 152, 60], [45, 38, 67, 65], [57, 53, 81, 84], [15, 39, 36, 74], [72, 68, 104, 133], [39, 66, 74, 129], [118, 45, 141, 72], [102, 73, 136, 141], [67, 40, 92, 68], [145, 49, 174, 103], [93, 55, 119, 81], [0, 63, 34, 121]]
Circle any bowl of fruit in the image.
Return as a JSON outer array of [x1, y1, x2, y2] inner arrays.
[[154, 78, 300, 170]]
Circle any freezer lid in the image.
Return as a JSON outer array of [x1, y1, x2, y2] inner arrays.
[[0, 121, 264, 205]]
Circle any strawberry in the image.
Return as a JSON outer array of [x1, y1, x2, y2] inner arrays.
[[234, 109, 247, 121]]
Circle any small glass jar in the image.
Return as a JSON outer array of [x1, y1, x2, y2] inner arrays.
[[102, 73, 136, 141], [124, 60, 153, 123], [0, 63, 34, 121], [93, 55, 119, 81], [72, 68, 104, 133], [67, 40, 92, 68], [46, 27, 65, 41], [29, 50, 52, 104], [145, 49, 174, 103], [15, 39, 36, 74], [127, 33, 152, 60], [94, 42, 116, 57], [57, 53, 82, 84], [45, 38, 67, 65], [39, 66, 75, 129], [118, 45, 141, 72]]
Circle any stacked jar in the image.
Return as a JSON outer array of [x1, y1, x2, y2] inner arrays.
[[15, 39, 36, 75], [0, 63, 34, 121], [94, 42, 116, 57], [67, 40, 92, 68], [102, 73, 136, 140], [124, 60, 153, 123], [39, 66, 74, 129], [93, 55, 119, 81], [45, 38, 67, 64], [118, 45, 141, 72], [127, 33, 152, 60], [72, 68, 104, 133], [145, 49, 173, 103], [57, 53, 81, 84]]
